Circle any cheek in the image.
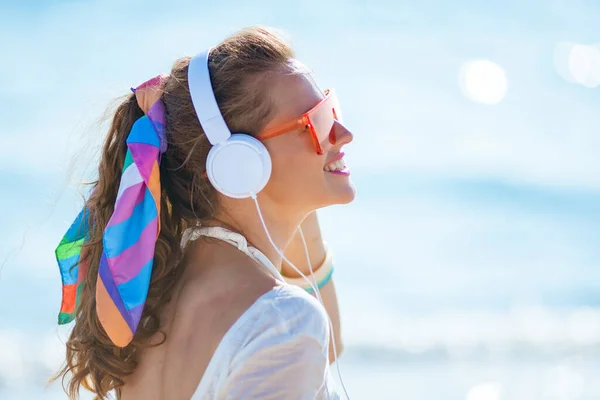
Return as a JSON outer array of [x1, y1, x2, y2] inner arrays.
[[265, 150, 324, 202]]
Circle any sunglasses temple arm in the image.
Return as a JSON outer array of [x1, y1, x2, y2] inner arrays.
[[257, 118, 306, 140]]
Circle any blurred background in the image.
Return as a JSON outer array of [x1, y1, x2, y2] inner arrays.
[[2, 0, 600, 399]]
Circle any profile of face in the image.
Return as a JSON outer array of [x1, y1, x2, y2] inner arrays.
[[257, 60, 356, 215]]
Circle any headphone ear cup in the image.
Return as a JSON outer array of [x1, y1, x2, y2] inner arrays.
[[205, 134, 272, 198]]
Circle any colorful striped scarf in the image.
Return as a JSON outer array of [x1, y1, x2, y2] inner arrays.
[[56, 74, 169, 347]]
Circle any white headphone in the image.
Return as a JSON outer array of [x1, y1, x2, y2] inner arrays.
[[187, 48, 272, 199]]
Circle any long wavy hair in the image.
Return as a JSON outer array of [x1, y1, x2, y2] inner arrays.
[[52, 26, 295, 399]]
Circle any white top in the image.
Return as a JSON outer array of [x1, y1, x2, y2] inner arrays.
[[184, 226, 340, 400]]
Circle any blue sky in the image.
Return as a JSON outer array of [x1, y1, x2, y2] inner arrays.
[[1, 0, 600, 397]]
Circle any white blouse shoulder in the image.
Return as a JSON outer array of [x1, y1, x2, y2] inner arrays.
[[190, 284, 339, 400]]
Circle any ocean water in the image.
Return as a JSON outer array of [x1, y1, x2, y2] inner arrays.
[[2, 173, 600, 399], [6, 360, 600, 399]]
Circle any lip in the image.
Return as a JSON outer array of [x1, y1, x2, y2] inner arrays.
[[324, 151, 345, 166], [327, 167, 351, 176]]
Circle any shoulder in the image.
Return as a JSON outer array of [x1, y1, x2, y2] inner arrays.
[[175, 253, 280, 341], [161, 254, 282, 397], [234, 285, 330, 351], [268, 285, 329, 333], [180, 244, 328, 345], [218, 286, 333, 398]]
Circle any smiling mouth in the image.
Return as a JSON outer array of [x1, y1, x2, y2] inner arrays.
[[324, 158, 346, 171], [323, 157, 350, 175]]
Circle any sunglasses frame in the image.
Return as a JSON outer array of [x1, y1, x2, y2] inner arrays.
[[257, 89, 340, 155]]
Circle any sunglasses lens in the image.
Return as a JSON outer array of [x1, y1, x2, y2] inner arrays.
[[331, 95, 342, 124], [307, 93, 342, 153]]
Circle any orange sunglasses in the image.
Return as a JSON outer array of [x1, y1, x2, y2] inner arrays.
[[257, 89, 342, 155]]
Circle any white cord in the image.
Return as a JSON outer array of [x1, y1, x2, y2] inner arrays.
[[251, 194, 350, 400], [297, 228, 350, 398]]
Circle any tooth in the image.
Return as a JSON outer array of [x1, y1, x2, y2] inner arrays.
[[336, 160, 343, 170]]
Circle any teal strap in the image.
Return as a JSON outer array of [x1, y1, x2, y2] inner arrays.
[[305, 266, 334, 294]]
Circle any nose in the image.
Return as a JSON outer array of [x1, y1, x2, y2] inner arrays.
[[328, 121, 354, 148]]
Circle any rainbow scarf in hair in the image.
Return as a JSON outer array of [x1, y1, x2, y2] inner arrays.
[[56, 74, 169, 347]]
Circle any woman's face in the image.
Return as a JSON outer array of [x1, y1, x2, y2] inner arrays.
[[259, 61, 356, 215]]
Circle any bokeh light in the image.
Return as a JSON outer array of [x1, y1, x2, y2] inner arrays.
[[459, 60, 508, 105], [554, 41, 600, 88]]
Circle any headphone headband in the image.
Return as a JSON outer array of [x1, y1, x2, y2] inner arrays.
[[188, 48, 231, 145], [187, 47, 273, 199]]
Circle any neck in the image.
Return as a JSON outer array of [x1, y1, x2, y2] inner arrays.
[[208, 196, 306, 269]]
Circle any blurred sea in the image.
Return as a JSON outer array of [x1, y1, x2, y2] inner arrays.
[[2, 172, 600, 399]]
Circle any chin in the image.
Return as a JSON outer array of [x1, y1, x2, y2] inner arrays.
[[323, 181, 357, 207], [337, 184, 357, 204]]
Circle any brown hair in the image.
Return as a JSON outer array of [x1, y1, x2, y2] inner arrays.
[[53, 26, 295, 399]]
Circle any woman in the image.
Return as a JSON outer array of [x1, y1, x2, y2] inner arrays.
[[54, 26, 355, 399]]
